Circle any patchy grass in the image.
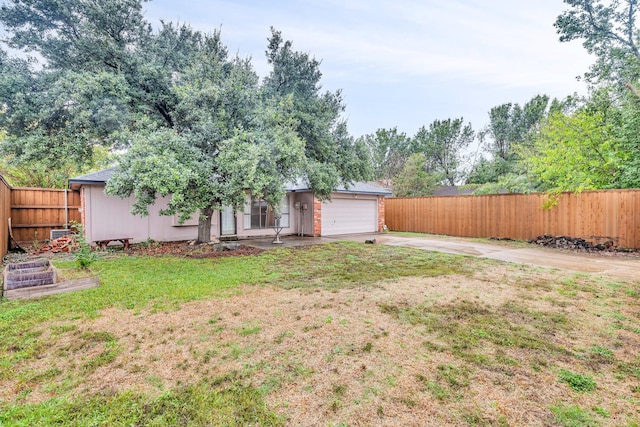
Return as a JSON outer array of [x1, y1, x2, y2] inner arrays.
[[550, 404, 600, 427], [1, 242, 639, 426], [389, 231, 532, 248], [1, 375, 283, 426], [262, 241, 475, 289], [379, 299, 569, 366]]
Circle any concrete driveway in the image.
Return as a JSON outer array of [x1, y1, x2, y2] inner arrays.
[[323, 233, 640, 281], [243, 232, 640, 280]]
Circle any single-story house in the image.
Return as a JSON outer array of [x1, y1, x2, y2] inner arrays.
[[69, 168, 392, 244]]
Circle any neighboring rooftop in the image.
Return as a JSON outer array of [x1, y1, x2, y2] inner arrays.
[[432, 186, 476, 197]]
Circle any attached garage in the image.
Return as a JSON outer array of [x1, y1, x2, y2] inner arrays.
[[321, 195, 378, 236]]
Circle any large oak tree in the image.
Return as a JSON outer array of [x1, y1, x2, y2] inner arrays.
[[0, 1, 371, 242]]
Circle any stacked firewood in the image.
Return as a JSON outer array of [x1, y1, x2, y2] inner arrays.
[[34, 235, 79, 254], [528, 235, 617, 251]]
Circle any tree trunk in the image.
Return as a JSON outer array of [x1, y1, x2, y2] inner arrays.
[[197, 207, 214, 244]]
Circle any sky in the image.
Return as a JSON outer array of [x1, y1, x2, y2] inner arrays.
[[146, 0, 592, 140]]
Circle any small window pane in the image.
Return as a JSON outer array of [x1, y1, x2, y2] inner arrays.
[[243, 196, 252, 229], [244, 194, 290, 229]]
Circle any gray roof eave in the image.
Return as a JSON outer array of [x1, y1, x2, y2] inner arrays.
[[68, 179, 107, 185], [69, 168, 392, 195]]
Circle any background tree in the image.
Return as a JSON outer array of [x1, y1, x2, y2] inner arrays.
[[555, 0, 640, 86], [548, 0, 640, 193], [488, 95, 549, 160], [392, 153, 441, 197], [262, 28, 371, 199], [523, 90, 624, 192], [467, 95, 550, 185], [360, 127, 412, 184], [616, 89, 640, 187], [412, 118, 474, 186]]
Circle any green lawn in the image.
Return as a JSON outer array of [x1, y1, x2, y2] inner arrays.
[[1, 242, 638, 426]]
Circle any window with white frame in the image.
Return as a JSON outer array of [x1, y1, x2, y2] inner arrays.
[[243, 194, 290, 229]]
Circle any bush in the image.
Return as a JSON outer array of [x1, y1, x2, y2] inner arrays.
[[70, 221, 98, 270]]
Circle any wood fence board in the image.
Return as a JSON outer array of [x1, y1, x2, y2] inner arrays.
[[625, 193, 640, 247], [567, 193, 577, 238], [619, 192, 629, 247], [10, 188, 81, 242], [386, 189, 640, 249], [0, 175, 11, 258]]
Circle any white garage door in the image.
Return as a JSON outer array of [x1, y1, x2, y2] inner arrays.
[[322, 197, 377, 236]]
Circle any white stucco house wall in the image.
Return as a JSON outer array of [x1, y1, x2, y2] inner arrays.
[[69, 168, 392, 244]]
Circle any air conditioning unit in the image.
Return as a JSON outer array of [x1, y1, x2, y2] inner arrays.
[[50, 229, 71, 240]]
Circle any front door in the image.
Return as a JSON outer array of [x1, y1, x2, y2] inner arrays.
[[220, 206, 236, 236]]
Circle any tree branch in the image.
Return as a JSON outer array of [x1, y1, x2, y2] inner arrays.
[[585, 0, 640, 58]]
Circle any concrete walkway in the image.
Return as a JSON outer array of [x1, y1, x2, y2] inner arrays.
[[245, 233, 640, 280]]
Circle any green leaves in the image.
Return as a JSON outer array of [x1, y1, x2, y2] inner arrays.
[[555, 0, 640, 86], [0, 0, 150, 71], [263, 28, 371, 193], [360, 127, 412, 182], [0, 2, 371, 243], [413, 118, 474, 186], [0, 66, 133, 179], [524, 99, 626, 193], [392, 153, 441, 197], [106, 130, 205, 219], [558, 369, 597, 392]]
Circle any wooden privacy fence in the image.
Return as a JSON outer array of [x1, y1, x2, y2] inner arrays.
[[386, 189, 640, 249], [10, 187, 81, 243], [0, 175, 11, 259]]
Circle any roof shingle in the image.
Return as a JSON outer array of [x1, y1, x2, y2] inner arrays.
[[70, 168, 392, 195]]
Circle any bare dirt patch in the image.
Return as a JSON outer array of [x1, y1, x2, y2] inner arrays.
[[126, 241, 264, 258], [7, 240, 264, 261], [6, 263, 639, 426]]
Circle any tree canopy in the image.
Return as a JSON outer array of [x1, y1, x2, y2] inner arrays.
[[262, 28, 371, 198], [360, 127, 412, 184], [392, 153, 441, 197], [525, 107, 620, 192], [413, 118, 474, 186], [466, 1, 640, 195], [555, 0, 640, 86], [0, 1, 371, 242]]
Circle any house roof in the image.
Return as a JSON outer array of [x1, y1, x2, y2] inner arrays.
[[285, 179, 391, 195], [69, 168, 392, 195], [68, 168, 118, 189], [432, 186, 476, 197]]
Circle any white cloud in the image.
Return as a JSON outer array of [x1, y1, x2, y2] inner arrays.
[[145, 0, 593, 135], [256, 0, 591, 91]]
